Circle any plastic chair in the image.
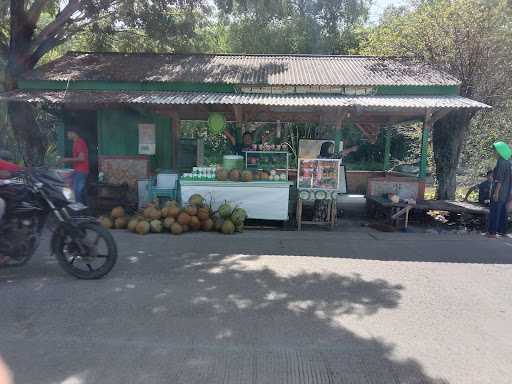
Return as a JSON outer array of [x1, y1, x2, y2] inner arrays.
[[148, 171, 178, 202]]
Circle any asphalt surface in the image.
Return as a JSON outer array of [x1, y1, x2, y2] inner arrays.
[[1, 230, 512, 384]]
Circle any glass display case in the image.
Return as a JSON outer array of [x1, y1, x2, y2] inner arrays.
[[298, 158, 340, 190], [245, 151, 289, 181]]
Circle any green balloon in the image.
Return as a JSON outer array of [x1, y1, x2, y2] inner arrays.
[[208, 113, 225, 134]]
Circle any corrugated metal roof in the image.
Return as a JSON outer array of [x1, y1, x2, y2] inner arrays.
[[22, 52, 460, 87], [0, 90, 490, 110]]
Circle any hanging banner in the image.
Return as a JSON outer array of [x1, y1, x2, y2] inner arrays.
[[138, 123, 156, 155]]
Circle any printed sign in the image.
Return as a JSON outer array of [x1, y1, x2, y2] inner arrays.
[[138, 123, 156, 155]]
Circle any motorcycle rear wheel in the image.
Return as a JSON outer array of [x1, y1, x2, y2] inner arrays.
[[55, 222, 117, 279]]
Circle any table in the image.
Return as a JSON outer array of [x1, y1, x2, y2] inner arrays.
[[180, 180, 292, 221], [366, 196, 489, 228]]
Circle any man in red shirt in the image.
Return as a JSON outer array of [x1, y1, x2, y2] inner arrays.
[[61, 129, 89, 204], [0, 150, 21, 179]]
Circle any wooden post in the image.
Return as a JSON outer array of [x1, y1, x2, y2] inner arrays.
[[383, 126, 392, 171], [171, 113, 180, 170], [419, 109, 432, 179]]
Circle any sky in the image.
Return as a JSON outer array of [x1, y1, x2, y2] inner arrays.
[[369, 0, 409, 23]]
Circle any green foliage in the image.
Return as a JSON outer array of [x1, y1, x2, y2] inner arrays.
[[461, 102, 512, 182], [360, 0, 512, 198]]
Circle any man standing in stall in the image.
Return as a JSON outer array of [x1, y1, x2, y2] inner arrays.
[[61, 129, 89, 204]]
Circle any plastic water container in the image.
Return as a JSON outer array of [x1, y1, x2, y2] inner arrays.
[[138, 179, 151, 209], [156, 172, 178, 189], [223, 155, 244, 171]]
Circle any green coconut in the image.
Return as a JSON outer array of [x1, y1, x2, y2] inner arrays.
[[218, 203, 233, 219], [231, 208, 247, 226], [214, 217, 225, 232], [188, 194, 205, 207], [150, 220, 163, 233], [235, 223, 245, 233], [221, 219, 236, 235]]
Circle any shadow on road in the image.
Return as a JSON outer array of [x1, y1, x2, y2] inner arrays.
[[0, 233, 454, 383]]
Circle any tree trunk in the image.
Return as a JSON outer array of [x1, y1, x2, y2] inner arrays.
[[432, 110, 473, 199]]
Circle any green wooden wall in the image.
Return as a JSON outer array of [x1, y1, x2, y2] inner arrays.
[[97, 109, 173, 170]]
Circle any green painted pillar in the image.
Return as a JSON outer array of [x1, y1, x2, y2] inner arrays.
[[419, 110, 433, 179], [383, 127, 392, 171], [56, 119, 66, 156]]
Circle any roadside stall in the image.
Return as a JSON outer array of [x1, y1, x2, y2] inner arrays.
[[0, 51, 491, 230]]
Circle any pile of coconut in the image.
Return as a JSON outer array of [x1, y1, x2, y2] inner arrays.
[[99, 194, 247, 235]]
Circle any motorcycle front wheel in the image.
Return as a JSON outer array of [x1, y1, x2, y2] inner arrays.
[[54, 222, 118, 279]]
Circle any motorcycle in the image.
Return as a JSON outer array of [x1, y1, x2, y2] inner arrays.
[[0, 168, 117, 279]]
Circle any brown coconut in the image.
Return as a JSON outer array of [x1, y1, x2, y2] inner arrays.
[[114, 216, 128, 229], [229, 169, 241, 182], [185, 206, 198, 216], [99, 216, 113, 229], [177, 212, 191, 225], [197, 207, 210, 221], [216, 168, 229, 181], [241, 170, 253, 182], [111, 206, 125, 219], [167, 206, 181, 218], [135, 221, 150, 235], [189, 216, 201, 231], [201, 218, 214, 231], [163, 217, 176, 229], [170, 222, 184, 235], [127, 218, 139, 232]]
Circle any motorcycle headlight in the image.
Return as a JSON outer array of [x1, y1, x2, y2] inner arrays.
[[61, 187, 75, 202]]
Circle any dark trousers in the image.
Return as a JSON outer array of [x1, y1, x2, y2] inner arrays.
[[488, 200, 508, 235]]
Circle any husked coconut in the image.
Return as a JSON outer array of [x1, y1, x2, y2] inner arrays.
[[170, 222, 183, 235], [114, 216, 128, 229], [111, 206, 125, 219], [197, 207, 210, 221], [127, 218, 139, 232], [189, 216, 201, 231], [185, 206, 198, 216], [229, 169, 241, 182], [136, 221, 150, 235], [99, 216, 113, 229], [163, 217, 175, 229], [201, 218, 214, 231], [177, 212, 191, 225], [168, 206, 181, 218]]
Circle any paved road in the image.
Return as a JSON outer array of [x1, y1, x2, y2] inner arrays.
[[1, 230, 512, 384]]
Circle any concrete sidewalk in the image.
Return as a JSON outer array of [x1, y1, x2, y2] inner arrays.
[[1, 230, 511, 383]]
